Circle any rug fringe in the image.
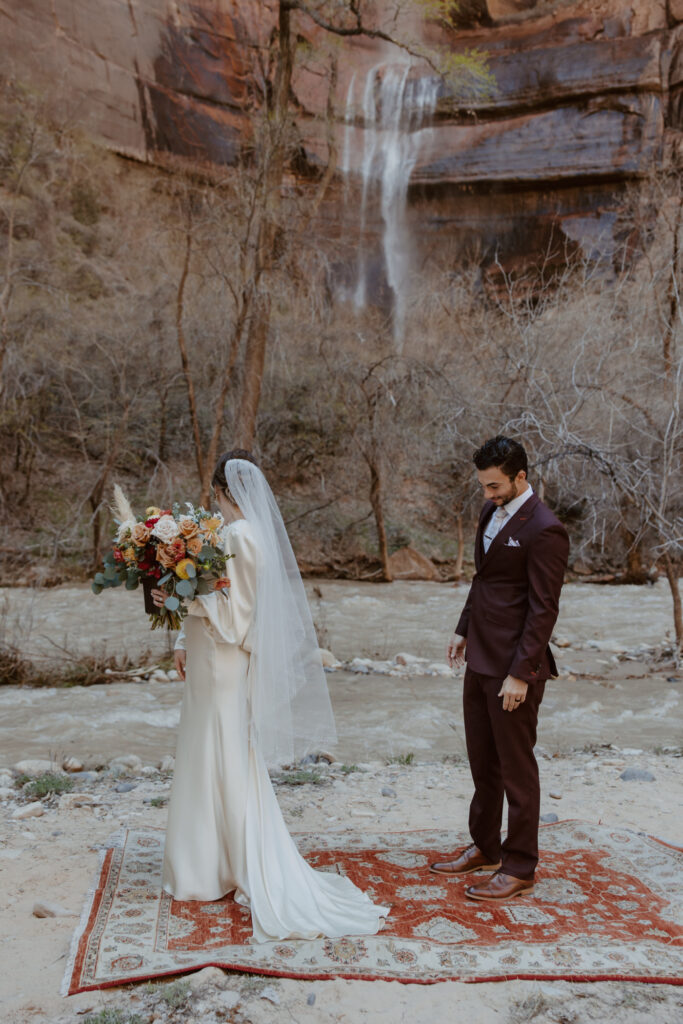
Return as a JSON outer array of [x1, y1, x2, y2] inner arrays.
[[61, 828, 128, 998]]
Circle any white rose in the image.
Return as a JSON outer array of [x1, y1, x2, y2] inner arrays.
[[151, 514, 180, 543]]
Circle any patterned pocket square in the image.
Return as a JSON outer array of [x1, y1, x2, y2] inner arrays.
[[505, 538, 521, 547]]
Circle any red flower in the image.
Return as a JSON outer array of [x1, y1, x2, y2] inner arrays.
[[214, 577, 231, 591], [144, 516, 160, 528], [113, 548, 125, 563]]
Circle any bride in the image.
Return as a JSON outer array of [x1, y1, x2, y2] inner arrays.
[[152, 450, 388, 942]]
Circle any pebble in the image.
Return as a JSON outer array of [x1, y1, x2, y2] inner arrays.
[[0, 770, 14, 785], [395, 652, 427, 666], [32, 899, 73, 918], [12, 801, 44, 819], [167, 669, 179, 681], [307, 993, 316, 1006], [540, 813, 559, 823], [187, 966, 227, 991], [549, 791, 562, 800], [149, 670, 169, 683], [62, 757, 84, 773], [0, 786, 15, 800], [114, 781, 137, 793], [13, 759, 62, 777], [619, 767, 656, 782], [69, 771, 99, 783], [260, 985, 280, 1005], [381, 786, 397, 798], [158, 756, 175, 773], [59, 792, 101, 809]]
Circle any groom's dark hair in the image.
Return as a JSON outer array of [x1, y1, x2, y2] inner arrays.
[[473, 436, 528, 481], [212, 449, 259, 500]]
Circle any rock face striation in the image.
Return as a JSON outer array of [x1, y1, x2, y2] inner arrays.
[[1, 0, 681, 274]]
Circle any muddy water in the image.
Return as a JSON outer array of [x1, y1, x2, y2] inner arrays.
[[0, 581, 680, 766]]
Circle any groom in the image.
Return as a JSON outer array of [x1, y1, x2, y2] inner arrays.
[[431, 436, 569, 901]]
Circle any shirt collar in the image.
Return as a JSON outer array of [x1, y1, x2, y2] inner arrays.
[[500, 483, 534, 520]]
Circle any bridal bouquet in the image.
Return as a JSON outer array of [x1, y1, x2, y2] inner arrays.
[[92, 486, 233, 630]]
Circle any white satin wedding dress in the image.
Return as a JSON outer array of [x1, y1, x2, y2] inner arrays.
[[162, 518, 388, 942]]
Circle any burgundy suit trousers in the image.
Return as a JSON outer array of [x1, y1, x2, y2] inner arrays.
[[463, 666, 545, 880]]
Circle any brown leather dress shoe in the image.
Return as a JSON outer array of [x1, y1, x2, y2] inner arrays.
[[429, 844, 502, 876], [465, 870, 534, 901]]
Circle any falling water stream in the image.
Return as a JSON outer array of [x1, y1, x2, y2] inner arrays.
[[342, 65, 438, 344]]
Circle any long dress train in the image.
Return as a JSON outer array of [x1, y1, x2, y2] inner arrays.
[[162, 518, 388, 940]]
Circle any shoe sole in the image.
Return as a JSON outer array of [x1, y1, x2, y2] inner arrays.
[[465, 885, 535, 901], [429, 862, 502, 876]]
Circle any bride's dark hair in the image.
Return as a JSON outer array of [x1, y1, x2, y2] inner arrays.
[[212, 449, 259, 504]]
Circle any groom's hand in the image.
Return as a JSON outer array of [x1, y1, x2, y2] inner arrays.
[[447, 633, 466, 669], [498, 675, 528, 712]]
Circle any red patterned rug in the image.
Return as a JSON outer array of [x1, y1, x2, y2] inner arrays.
[[63, 822, 682, 994]]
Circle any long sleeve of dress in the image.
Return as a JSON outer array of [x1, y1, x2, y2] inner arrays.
[[173, 521, 258, 652]]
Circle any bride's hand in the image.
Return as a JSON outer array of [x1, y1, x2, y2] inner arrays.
[[151, 588, 167, 608], [174, 649, 186, 681]]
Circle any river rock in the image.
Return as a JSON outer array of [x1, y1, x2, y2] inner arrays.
[[619, 767, 656, 782], [381, 786, 397, 798], [319, 647, 341, 669], [149, 670, 169, 683], [549, 791, 562, 800], [167, 669, 179, 681], [32, 899, 73, 918], [12, 801, 44, 819], [187, 966, 228, 991], [395, 653, 428, 666], [13, 760, 63, 777], [109, 754, 142, 774], [387, 546, 440, 581], [59, 792, 101, 810], [159, 755, 175, 773], [0, 786, 15, 800], [114, 781, 137, 793], [62, 757, 84, 773], [540, 813, 559, 823]]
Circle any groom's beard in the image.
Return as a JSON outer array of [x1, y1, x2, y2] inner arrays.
[[491, 480, 519, 507]]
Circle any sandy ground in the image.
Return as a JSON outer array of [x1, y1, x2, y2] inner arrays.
[[0, 580, 682, 1023]]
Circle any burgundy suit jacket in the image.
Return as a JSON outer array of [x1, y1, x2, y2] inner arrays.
[[455, 493, 569, 683]]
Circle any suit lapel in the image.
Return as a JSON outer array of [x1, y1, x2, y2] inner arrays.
[[474, 501, 494, 571], [482, 493, 540, 563]]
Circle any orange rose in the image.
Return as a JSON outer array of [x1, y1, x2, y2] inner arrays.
[[123, 546, 136, 563], [131, 522, 151, 546], [178, 517, 200, 539], [186, 535, 203, 556], [157, 545, 177, 569], [213, 577, 231, 591]]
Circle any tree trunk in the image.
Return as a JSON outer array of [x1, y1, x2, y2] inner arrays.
[[368, 458, 392, 582], [661, 553, 683, 654], [232, 293, 271, 452]]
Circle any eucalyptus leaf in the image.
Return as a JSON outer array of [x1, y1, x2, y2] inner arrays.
[[164, 596, 180, 612], [125, 575, 139, 591], [185, 562, 197, 578], [200, 545, 215, 561], [94, 572, 106, 586], [91, 581, 103, 595], [176, 579, 194, 598], [159, 572, 172, 586], [103, 565, 118, 581]]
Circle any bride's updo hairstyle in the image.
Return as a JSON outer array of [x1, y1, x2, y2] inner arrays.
[[212, 449, 258, 506]]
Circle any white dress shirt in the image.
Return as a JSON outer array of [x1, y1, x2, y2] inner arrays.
[[482, 483, 534, 553]]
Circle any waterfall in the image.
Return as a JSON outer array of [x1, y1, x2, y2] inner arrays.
[[342, 65, 438, 344]]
